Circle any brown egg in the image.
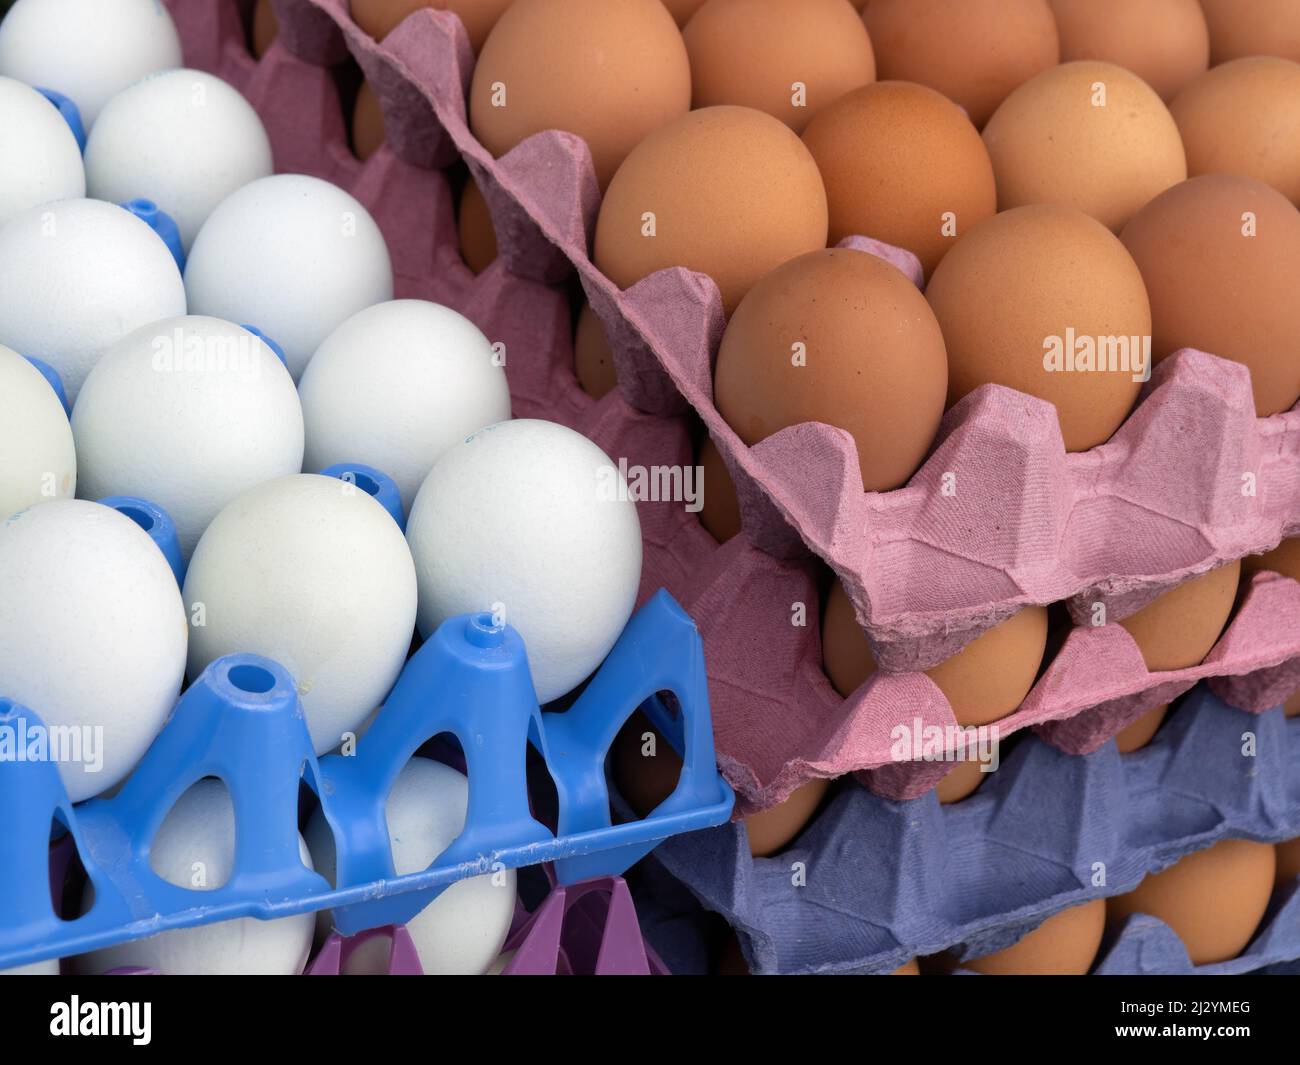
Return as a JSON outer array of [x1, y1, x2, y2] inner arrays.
[[1200, 0, 1300, 65], [1171, 58, 1300, 208], [594, 106, 828, 316], [574, 303, 617, 399], [1048, 0, 1208, 101], [862, 0, 1060, 128], [964, 899, 1105, 974], [1107, 839, 1276, 964], [1242, 537, 1300, 716], [1120, 174, 1300, 418], [458, 178, 498, 274], [251, 0, 279, 57], [1278, 838, 1300, 887], [926, 205, 1150, 453], [1117, 562, 1240, 672], [662, 0, 707, 26], [934, 757, 990, 804], [1115, 704, 1169, 753], [983, 61, 1187, 233], [801, 81, 997, 278], [350, 0, 514, 53], [822, 579, 1049, 727], [683, 0, 876, 133], [613, 715, 829, 857], [469, 0, 691, 190], [352, 81, 386, 162], [698, 435, 742, 543], [714, 248, 948, 492]]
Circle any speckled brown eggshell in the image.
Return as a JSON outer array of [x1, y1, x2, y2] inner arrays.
[[469, 0, 692, 191], [613, 716, 827, 857], [350, 0, 514, 53], [252, 0, 278, 57], [1242, 537, 1300, 716], [594, 106, 828, 317], [862, 0, 1060, 128], [1107, 838, 1276, 965], [698, 435, 742, 543], [457, 177, 498, 274], [983, 61, 1187, 233], [684, 0, 876, 133], [1200, 0, 1300, 65], [1117, 561, 1240, 672], [802, 81, 997, 278], [822, 579, 1049, 727], [1171, 57, 1300, 209], [574, 303, 617, 399], [926, 204, 1150, 453], [933, 758, 991, 804], [965, 899, 1106, 975], [713, 248, 948, 492], [1048, 0, 1208, 101], [352, 81, 386, 162], [1120, 173, 1300, 419]]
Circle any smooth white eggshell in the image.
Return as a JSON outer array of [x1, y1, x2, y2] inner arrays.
[[183, 474, 417, 754], [72, 316, 304, 559], [184, 174, 394, 381], [0, 500, 188, 802], [299, 300, 511, 514], [0, 345, 76, 520], [0, 0, 181, 128], [305, 758, 517, 975], [405, 419, 642, 704], [85, 69, 273, 252], [0, 198, 187, 403], [77, 779, 315, 975], [0, 75, 85, 224]]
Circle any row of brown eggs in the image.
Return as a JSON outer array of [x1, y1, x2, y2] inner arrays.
[[716, 838, 1299, 975], [614, 536, 1297, 862]]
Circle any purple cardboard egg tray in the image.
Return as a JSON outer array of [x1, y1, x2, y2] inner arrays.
[[634, 687, 1300, 975], [162, 0, 1300, 814]]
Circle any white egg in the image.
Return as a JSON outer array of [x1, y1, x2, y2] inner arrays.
[[405, 419, 642, 704], [184, 174, 393, 381], [0, 76, 85, 225], [298, 300, 511, 514], [0, 346, 76, 521], [0, 500, 187, 802], [305, 758, 517, 975], [77, 779, 315, 975], [0, 0, 181, 128], [183, 474, 417, 755], [85, 69, 273, 253], [71, 316, 304, 560], [0, 198, 186, 404]]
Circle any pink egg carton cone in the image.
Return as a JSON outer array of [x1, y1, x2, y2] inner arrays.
[[166, 0, 1300, 810]]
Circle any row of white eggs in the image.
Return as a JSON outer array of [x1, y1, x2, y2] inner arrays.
[[0, 2, 640, 977], [7, 761, 520, 976]]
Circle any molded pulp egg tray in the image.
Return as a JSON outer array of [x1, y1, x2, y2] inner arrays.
[[0, 479, 733, 970], [633, 691, 1300, 975], [168, 0, 1300, 818]]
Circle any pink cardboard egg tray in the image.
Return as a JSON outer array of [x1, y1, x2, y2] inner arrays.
[[167, 0, 1300, 814]]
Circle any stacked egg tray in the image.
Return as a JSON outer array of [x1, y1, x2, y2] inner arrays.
[[0, 558, 733, 973], [632, 688, 1300, 975], [162, 0, 1300, 971]]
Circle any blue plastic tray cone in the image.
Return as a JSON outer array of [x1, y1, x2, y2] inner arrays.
[[319, 611, 554, 934], [98, 496, 186, 588]]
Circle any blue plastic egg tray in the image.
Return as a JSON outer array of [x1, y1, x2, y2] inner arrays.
[[0, 484, 733, 970]]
